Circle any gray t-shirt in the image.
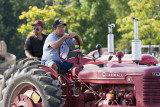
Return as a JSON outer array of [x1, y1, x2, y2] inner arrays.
[[42, 32, 75, 61]]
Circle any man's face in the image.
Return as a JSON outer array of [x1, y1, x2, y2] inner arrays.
[[54, 24, 65, 37], [33, 25, 43, 36]]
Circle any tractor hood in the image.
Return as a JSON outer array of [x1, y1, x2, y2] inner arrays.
[[87, 50, 159, 65], [78, 62, 160, 84]]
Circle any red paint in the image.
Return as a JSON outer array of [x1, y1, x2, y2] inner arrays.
[[10, 49, 160, 107], [13, 94, 34, 107], [116, 51, 124, 63], [139, 54, 158, 65], [38, 64, 58, 78]]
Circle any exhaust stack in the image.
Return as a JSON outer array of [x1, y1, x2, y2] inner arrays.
[[108, 24, 115, 61], [131, 17, 141, 63]]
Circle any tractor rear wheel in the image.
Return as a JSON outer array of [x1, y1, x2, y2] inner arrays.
[[3, 58, 41, 77], [0, 58, 41, 100], [0, 66, 64, 107]]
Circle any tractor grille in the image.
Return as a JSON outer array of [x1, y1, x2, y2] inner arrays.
[[143, 77, 160, 105]]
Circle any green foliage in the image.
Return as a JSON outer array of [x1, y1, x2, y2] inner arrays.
[[0, 0, 46, 59], [107, 0, 131, 52], [3, 0, 160, 59], [108, 0, 131, 18], [116, 0, 160, 52], [18, 0, 116, 53], [18, 3, 88, 36], [77, 0, 117, 53]]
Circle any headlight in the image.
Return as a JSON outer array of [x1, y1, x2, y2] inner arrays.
[[93, 51, 100, 59], [60, 52, 68, 60]]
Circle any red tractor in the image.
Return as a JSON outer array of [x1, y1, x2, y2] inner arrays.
[[0, 17, 160, 107]]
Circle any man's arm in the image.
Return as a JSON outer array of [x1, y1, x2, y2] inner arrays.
[[24, 37, 36, 58], [69, 32, 83, 45], [50, 35, 69, 49], [25, 50, 35, 58], [49, 33, 82, 49]]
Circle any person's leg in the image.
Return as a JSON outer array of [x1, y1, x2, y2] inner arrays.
[[42, 60, 58, 72], [48, 61, 58, 72], [43, 60, 74, 73], [61, 62, 74, 70]]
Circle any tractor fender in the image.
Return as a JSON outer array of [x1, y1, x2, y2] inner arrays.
[[139, 54, 159, 65], [38, 65, 58, 79]]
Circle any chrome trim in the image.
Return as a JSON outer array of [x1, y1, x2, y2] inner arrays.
[[78, 74, 142, 80]]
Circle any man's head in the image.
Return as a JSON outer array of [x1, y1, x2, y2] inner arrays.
[[32, 20, 43, 36], [53, 19, 66, 37]]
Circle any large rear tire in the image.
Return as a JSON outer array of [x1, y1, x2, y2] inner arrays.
[[3, 58, 41, 77], [0, 58, 41, 100], [0, 66, 64, 107]]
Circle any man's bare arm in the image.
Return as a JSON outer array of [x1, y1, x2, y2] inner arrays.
[[25, 50, 34, 58], [50, 33, 82, 49], [69, 32, 83, 45], [50, 35, 69, 49]]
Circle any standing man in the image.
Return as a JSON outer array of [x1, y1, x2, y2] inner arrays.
[[24, 20, 48, 59], [41, 19, 83, 72]]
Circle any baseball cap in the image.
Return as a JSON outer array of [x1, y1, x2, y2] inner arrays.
[[53, 19, 66, 28], [32, 20, 43, 28]]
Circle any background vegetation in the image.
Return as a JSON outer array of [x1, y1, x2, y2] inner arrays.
[[0, 0, 159, 59]]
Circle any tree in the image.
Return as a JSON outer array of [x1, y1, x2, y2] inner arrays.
[[0, 0, 46, 59], [17, 0, 88, 50], [76, 0, 117, 53], [116, 0, 160, 53], [108, 0, 131, 18], [107, 0, 131, 53], [18, 0, 118, 54]]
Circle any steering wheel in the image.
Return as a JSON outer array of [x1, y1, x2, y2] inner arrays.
[[59, 37, 81, 59], [70, 37, 80, 50]]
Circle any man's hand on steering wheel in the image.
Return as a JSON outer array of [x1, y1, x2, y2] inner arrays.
[[65, 32, 77, 39], [69, 32, 77, 38], [64, 32, 81, 50]]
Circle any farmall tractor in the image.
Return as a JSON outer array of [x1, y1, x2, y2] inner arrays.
[[0, 17, 160, 107]]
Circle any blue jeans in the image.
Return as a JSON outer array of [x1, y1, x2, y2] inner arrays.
[[41, 60, 74, 71]]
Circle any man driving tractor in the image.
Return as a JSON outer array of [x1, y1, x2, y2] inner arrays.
[[41, 19, 83, 72]]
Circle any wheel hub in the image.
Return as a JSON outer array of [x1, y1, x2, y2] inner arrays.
[[12, 94, 34, 107]]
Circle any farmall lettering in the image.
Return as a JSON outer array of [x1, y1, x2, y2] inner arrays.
[[102, 72, 123, 77]]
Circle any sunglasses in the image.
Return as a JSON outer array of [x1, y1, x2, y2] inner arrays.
[[33, 28, 39, 31]]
